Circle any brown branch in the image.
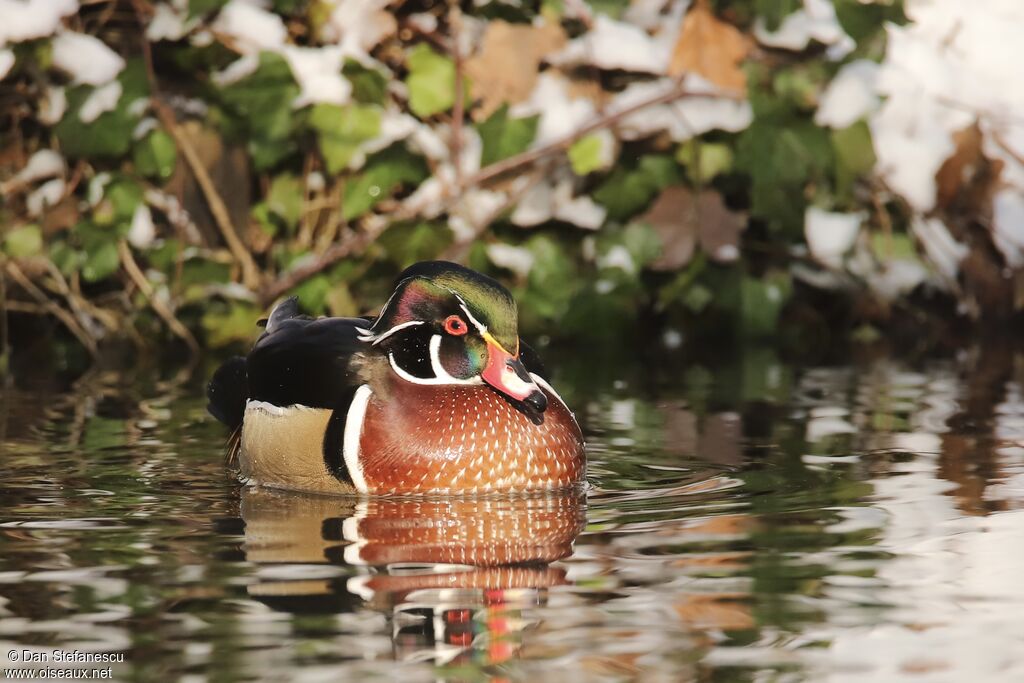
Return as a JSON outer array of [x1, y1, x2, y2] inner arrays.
[[259, 221, 391, 306], [150, 100, 261, 290], [118, 241, 200, 355], [5, 261, 98, 356], [131, 1, 261, 291], [450, 0, 465, 190], [463, 83, 742, 188]]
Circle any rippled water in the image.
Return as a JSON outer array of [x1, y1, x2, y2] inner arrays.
[[2, 343, 1024, 681]]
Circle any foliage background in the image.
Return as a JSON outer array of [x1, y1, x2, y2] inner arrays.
[[1, 0, 1022, 368]]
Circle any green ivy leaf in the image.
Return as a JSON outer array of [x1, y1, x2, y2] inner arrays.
[[201, 303, 262, 347], [477, 105, 538, 167], [133, 129, 177, 180], [676, 140, 734, 184], [736, 119, 833, 235], [308, 103, 382, 174], [82, 241, 121, 283], [55, 60, 149, 159], [831, 121, 876, 202], [189, 0, 229, 17], [343, 60, 389, 105], [294, 274, 332, 314], [342, 145, 429, 221], [218, 52, 300, 169], [568, 134, 604, 176], [3, 225, 43, 258], [739, 272, 792, 338], [377, 221, 453, 268], [593, 155, 682, 221], [755, 0, 802, 31], [106, 179, 145, 221], [406, 44, 463, 118]]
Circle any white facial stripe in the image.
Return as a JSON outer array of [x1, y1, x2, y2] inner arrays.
[[453, 293, 489, 336], [357, 320, 423, 345], [388, 348, 483, 387], [343, 385, 372, 493]]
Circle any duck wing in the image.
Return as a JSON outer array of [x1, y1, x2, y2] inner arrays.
[[206, 298, 373, 427]]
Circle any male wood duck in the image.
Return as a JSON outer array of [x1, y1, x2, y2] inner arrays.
[[207, 261, 586, 495]]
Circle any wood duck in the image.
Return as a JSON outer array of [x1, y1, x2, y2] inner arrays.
[[207, 261, 586, 495]]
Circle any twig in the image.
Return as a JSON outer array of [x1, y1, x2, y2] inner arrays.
[[118, 241, 200, 355], [450, 0, 465, 190], [463, 83, 742, 188], [5, 261, 98, 356], [131, 1, 261, 291], [150, 100, 261, 290], [260, 221, 390, 305]]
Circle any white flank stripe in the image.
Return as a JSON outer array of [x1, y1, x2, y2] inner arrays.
[[358, 319, 424, 345], [343, 385, 373, 493]]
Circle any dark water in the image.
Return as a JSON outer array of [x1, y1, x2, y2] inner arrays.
[[2, 343, 1024, 682]]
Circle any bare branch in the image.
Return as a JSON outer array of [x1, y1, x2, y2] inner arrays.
[[118, 241, 200, 355]]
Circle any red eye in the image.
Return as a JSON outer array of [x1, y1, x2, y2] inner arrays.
[[444, 315, 467, 336]]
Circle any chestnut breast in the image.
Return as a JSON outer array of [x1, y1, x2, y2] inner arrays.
[[358, 381, 585, 494]]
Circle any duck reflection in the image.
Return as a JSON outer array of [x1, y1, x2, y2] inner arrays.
[[240, 488, 586, 667]]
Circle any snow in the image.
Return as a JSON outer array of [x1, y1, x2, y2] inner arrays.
[[511, 73, 596, 147], [38, 86, 67, 125], [128, 204, 156, 250], [512, 174, 607, 230], [51, 31, 126, 86], [79, 81, 122, 124], [15, 150, 65, 185], [804, 207, 863, 268], [550, 14, 669, 74], [486, 243, 535, 277], [321, 0, 396, 62], [212, 54, 260, 87], [281, 46, 351, 107], [992, 189, 1024, 268], [754, 0, 854, 59], [147, 2, 197, 42], [26, 178, 65, 216], [610, 78, 753, 142], [814, 59, 879, 129], [211, 0, 287, 53], [0, 0, 78, 45], [0, 48, 12, 79], [911, 217, 967, 282]]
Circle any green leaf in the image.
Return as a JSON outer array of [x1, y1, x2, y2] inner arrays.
[[218, 52, 300, 169], [343, 60, 389, 105], [3, 225, 43, 258], [106, 180, 145, 221], [266, 173, 304, 232], [755, 0, 802, 32], [294, 274, 332, 314], [739, 272, 792, 338], [831, 121, 876, 201], [568, 134, 605, 176], [342, 145, 429, 221], [55, 60, 149, 159], [378, 222, 453, 268], [308, 103, 382, 174], [201, 303, 261, 347], [676, 140, 734, 183], [593, 155, 682, 221], [477, 105, 538, 167], [133, 129, 177, 180], [82, 241, 120, 283], [189, 0, 229, 17], [406, 44, 464, 118], [736, 119, 833, 235]]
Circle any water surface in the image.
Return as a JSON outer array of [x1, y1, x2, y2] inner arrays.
[[2, 343, 1024, 681]]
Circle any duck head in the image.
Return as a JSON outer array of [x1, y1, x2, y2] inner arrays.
[[358, 261, 547, 413]]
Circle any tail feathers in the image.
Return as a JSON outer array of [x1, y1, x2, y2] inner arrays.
[[266, 296, 301, 334], [207, 356, 248, 430]]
